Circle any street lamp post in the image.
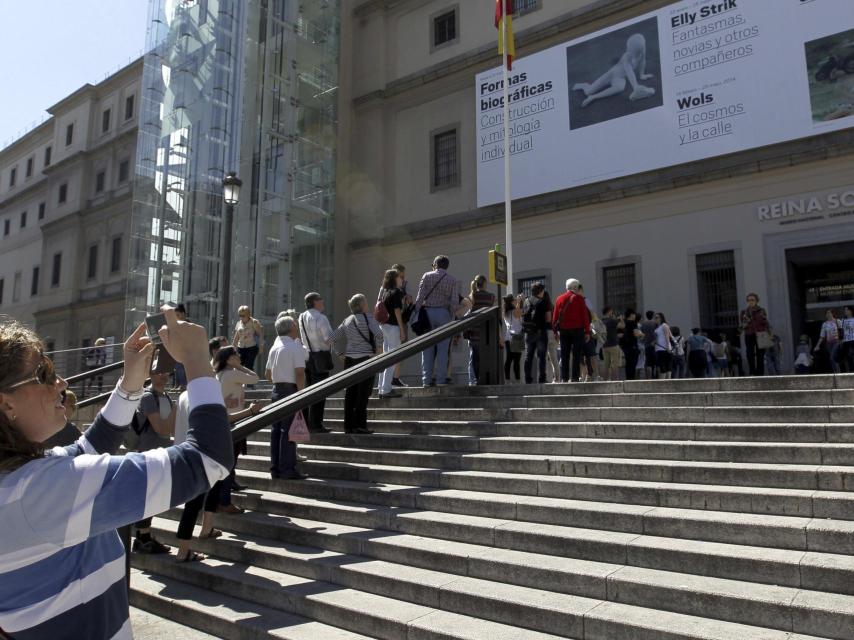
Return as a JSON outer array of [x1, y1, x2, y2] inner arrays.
[[219, 171, 242, 339]]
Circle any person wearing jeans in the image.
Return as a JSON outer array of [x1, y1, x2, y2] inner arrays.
[[378, 269, 406, 398], [740, 293, 770, 376], [414, 256, 459, 386], [332, 294, 383, 432], [265, 316, 307, 480], [552, 278, 591, 382], [522, 283, 551, 384]]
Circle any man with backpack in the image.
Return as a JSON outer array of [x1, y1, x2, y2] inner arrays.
[[130, 370, 176, 554], [522, 283, 552, 384]]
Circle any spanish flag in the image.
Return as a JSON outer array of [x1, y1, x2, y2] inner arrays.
[[495, 0, 515, 71]]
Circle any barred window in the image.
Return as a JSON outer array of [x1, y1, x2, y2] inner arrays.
[[518, 276, 547, 299], [432, 128, 458, 189], [696, 250, 738, 335], [433, 9, 457, 47], [513, 0, 541, 16], [602, 264, 637, 314]]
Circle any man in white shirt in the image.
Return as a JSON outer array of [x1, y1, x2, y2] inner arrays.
[[297, 292, 333, 433], [266, 316, 307, 480]]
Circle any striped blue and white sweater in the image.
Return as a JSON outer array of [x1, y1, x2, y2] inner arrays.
[[0, 377, 233, 640]]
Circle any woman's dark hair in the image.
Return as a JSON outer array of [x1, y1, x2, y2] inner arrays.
[[845, 306, 854, 317], [624, 308, 635, 319], [692, 327, 701, 335], [0, 318, 46, 471], [214, 346, 238, 373], [473, 274, 487, 290], [746, 292, 760, 302], [671, 326, 681, 337], [382, 269, 399, 291], [655, 312, 668, 324], [503, 294, 516, 314]]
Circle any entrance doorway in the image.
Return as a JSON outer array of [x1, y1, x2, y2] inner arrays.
[[786, 241, 854, 370]]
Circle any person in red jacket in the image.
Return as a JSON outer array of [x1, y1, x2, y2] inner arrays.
[[552, 278, 591, 382]]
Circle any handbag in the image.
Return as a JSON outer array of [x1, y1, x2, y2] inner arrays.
[[374, 288, 390, 324], [411, 273, 447, 336], [300, 315, 334, 374], [288, 411, 311, 443], [756, 331, 774, 350]]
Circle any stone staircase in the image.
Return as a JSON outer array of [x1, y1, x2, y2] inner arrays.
[[131, 375, 854, 640]]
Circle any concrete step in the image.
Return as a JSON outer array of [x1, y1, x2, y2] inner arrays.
[[130, 568, 375, 640], [324, 389, 854, 409], [239, 446, 854, 491], [130, 606, 221, 639], [227, 476, 854, 553], [247, 433, 854, 464], [268, 420, 854, 444], [132, 551, 571, 640], [234, 463, 854, 521], [147, 513, 852, 639]]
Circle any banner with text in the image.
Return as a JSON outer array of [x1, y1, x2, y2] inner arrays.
[[476, 0, 854, 207]]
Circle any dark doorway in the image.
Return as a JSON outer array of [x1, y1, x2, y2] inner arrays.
[[786, 241, 854, 370]]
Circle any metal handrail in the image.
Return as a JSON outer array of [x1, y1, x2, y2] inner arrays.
[[65, 360, 125, 385], [230, 305, 503, 442]]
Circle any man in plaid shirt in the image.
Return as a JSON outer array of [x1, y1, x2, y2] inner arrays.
[[414, 255, 460, 385]]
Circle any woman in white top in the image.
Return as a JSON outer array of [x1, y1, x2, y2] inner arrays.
[[503, 294, 524, 382], [213, 346, 261, 514], [653, 312, 675, 379], [815, 308, 843, 374], [232, 305, 265, 371]]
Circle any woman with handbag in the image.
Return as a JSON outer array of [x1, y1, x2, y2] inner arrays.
[[504, 294, 524, 382], [332, 294, 383, 434], [298, 293, 334, 433], [740, 293, 771, 376], [377, 269, 407, 399], [815, 309, 844, 374]]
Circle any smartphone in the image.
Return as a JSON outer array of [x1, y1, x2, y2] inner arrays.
[[145, 313, 165, 345]]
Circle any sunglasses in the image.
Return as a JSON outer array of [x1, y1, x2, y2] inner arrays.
[[3, 354, 58, 392]]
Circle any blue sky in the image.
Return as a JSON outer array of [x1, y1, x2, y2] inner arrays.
[[1, 1, 149, 148]]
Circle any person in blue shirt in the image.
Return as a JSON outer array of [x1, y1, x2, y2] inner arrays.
[[0, 308, 233, 640]]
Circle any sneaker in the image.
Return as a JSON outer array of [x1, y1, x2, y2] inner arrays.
[[392, 378, 408, 387], [133, 538, 170, 555]]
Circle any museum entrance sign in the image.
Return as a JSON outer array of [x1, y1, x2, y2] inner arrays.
[[476, 0, 854, 207]]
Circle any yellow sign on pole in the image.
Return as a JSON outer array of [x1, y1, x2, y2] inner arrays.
[[489, 249, 508, 286]]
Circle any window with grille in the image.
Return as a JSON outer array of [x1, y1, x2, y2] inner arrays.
[[26, 157, 33, 178], [87, 245, 99, 280], [125, 95, 135, 121], [110, 236, 122, 273], [118, 159, 130, 183], [65, 123, 74, 146], [20, 211, 26, 229], [51, 253, 62, 287], [58, 183, 68, 204], [95, 171, 106, 193], [432, 128, 458, 189], [38, 202, 45, 220], [102, 108, 111, 133], [696, 250, 738, 335], [518, 276, 547, 299], [433, 9, 457, 48], [514, 0, 541, 16], [603, 264, 637, 313], [30, 267, 39, 297], [9, 167, 16, 188]]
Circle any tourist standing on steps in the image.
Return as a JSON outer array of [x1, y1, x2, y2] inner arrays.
[[815, 309, 843, 374], [670, 327, 686, 379], [233, 305, 265, 371], [213, 346, 261, 512], [640, 311, 658, 380], [619, 310, 642, 381], [466, 275, 497, 386], [553, 278, 590, 383], [841, 306, 854, 372], [414, 256, 459, 386], [503, 294, 524, 382], [266, 316, 308, 480], [653, 312, 674, 380], [131, 369, 176, 555], [378, 269, 406, 399], [391, 263, 413, 387], [686, 328, 713, 378], [299, 292, 334, 433], [332, 294, 383, 433], [740, 293, 770, 376], [82, 337, 107, 398], [522, 283, 551, 384], [601, 307, 622, 381], [0, 310, 233, 640]]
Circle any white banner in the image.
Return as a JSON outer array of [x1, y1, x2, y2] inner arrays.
[[476, 0, 854, 207]]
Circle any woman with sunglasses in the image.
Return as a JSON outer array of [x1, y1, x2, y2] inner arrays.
[[0, 308, 233, 640]]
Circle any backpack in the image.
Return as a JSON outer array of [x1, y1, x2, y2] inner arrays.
[[522, 297, 539, 334], [671, 335, 685, 357], [712, 341, 727, 360], [374, 288, 390, 324]]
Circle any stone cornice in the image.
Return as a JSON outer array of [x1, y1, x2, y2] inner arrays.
[[348, 129, 854, 250], [353, 0, 671, 108]]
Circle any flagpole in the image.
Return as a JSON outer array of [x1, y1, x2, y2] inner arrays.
[[501, 4, 514, 294]]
